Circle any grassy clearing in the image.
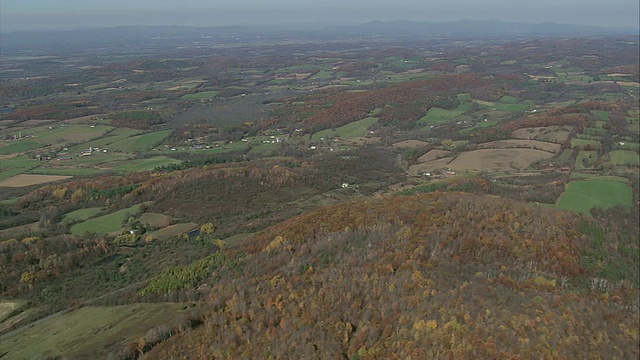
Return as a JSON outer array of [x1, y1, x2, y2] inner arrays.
[[28, 167, 104, 176], [0, 155, 35, 169], [557, 149, 574, 162], [31, 125, 113, 145], [108, 130, 173, 153], [138, 213, 171, 228], [312, 117, 378, 140], [70, 204, 143, 236], [0, 140, 43, 155], [61, 207, 104, 224], [0, 222, 40, 240], [69, 128, 143, 152], [491, 96, 534, 112], [592, 110, 610, 121], [148, 222, 198, 240], [181, 90, 219, 100], [459, 120, 498, 135], [0, 303, 189, 359], [583, 127, 607, 136], [107, 156, 182, 173], [0, 174, 72, 188], [556, 180, 632, 213], [614, 142, 639, 151], [0, 169, 28, 182], [609, 150, 639, 166], [0, 300, 25, 323], [574, 151, 598, 170], [570, 173, 631, 183], [570, 138, 601, 150], [418, 101, 471, 126]]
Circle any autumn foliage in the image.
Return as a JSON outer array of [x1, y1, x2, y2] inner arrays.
[[144, 193, 639, 359]]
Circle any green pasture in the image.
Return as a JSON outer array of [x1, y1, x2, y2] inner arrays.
[[31, 125, 113, 145], [609, 150, 640, 166], [459, 120, 498, 136], [148, 222, 198, 240], [574, 151, 598, 170], [557, 149, 574, 162], [107, 156, 182, 173], [138, 213, 171, 228], [570, 173, 631, 183], [570, 138, 601, 150], [627, 123, 640, 133], [70, 203, 143, 235], [0, 300, 26, 323], [66, 152, 128, 166], [309, 70, 334, 81], [0, 155, 36, 169], [573, 133, 601, 140], [28, 167, 104, 176], [594, 121, 606, 128], [312, 117, 378, 140], [108, 130, 173, 153], [583, 127, 607, 136], [276, 64, 324, 73], [0, 169, 27, 182], [491, 96, 534, 112], [1, 155, 37, 177], [0, 140, 43, 155], [181, 90, 219, 100], [418, 101, 471, 126], [613, 142, 639, 151], [67, 127, 142, 152], [247, 142, 280, 155], [556, 180, 632, 213], [592, 110, 610, 121], [0, 303, 188, 360], [369, 108, 383, 116], [61, 207, 104, 224]]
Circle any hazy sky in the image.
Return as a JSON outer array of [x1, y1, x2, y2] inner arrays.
[[1, 0, 639, 32]]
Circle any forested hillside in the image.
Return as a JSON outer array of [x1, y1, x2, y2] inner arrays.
[[144, 193, 638, 359]]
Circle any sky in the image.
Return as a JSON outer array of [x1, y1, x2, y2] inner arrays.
[[1, 0, 639, 32]]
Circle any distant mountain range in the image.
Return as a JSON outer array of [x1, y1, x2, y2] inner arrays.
[[1, 19, 637, 51]]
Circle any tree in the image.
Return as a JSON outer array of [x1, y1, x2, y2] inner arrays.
[[200, 222, 215, 235]]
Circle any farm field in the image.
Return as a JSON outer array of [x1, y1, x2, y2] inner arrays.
[[70, 204, 144, 236], [574, 151, 599, 170], [417, 94, 471, 126], [555, 179, 633, 213], [69, 127, 143, 152], [0, 300, 24, 323], [107, 130, 174, 153], [0, 222, 40, 240], [609, 150, 640, 166], [570, 138, 601, 150], [138, 213, 172, 228], [447, 148, 554, 172], [311, 117, 378, 140], [0, 140, 43, 155], [61, 207, 104, 224], [181, 90, 219, 100], [477, 139, 561, 153], [0, 303, 191, 359], [28, 167, 105, 176], [511, 126, 573, 143], [105, 156, 182, 173], [408, 157, 454, 174], [0, 174, 72, 188], [148, 222, 198, 240]]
